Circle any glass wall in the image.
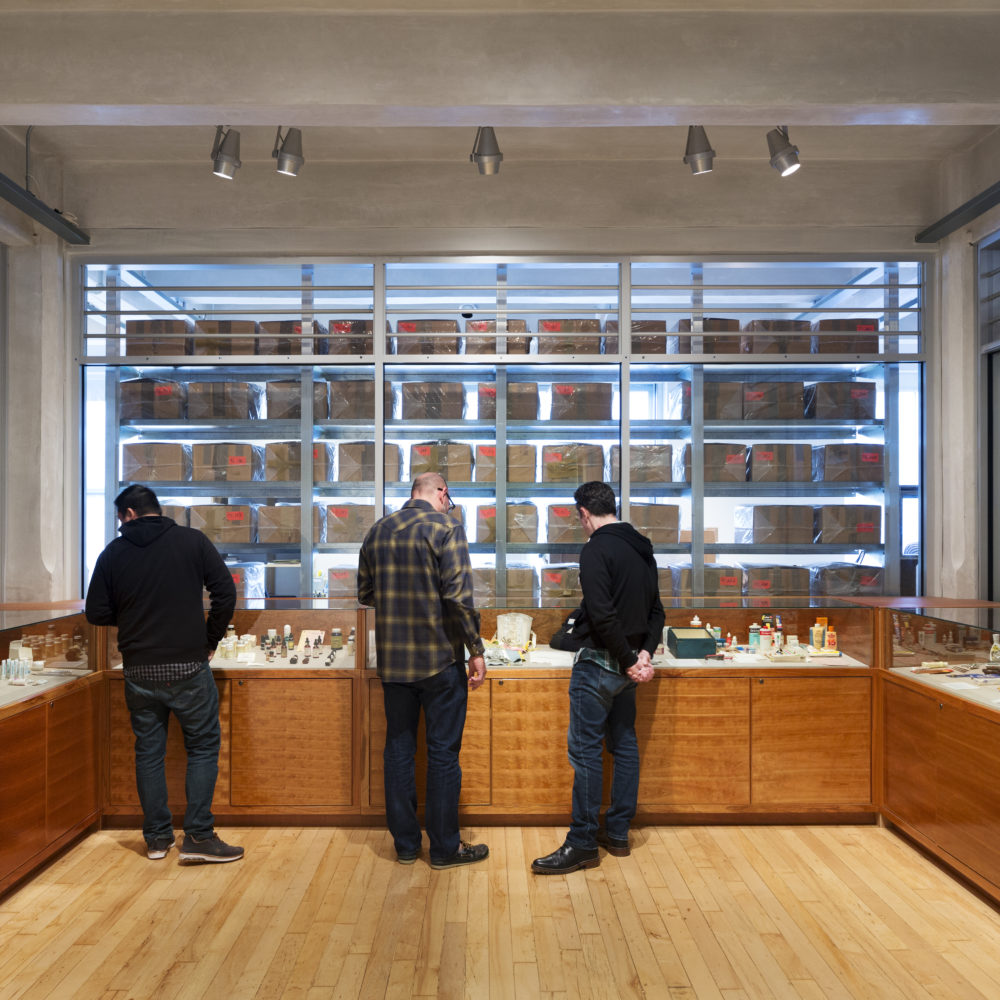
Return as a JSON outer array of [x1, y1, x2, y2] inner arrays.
[[79, 257, 924, 606]]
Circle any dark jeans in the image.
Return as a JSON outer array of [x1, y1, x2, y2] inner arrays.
[[124, 663, 220, 844], [566, 659, 639, 850], [382, 661, 468, 862]]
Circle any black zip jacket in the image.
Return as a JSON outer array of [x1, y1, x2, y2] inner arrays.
[[85, 516, 236, 668], [572, 521, 666, 673]]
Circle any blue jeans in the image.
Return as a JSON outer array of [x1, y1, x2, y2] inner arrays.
[[382, 661, 468, 862], [566, 659, 639, 850], [124, 663, 221, 844]]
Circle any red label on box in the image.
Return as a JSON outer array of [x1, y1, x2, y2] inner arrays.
[[479, 385, 497, 397], [757, 450, 774, 461], [544, 571, 563, 583], [857, 522, 875, 533], [153, 385, 174, 396], [468, 321, 488, 331], [850, 388, 870, 399], [857, 323, 876, 331], [554, 384, 574, 395], [861, 452, 880, 463], [331, 321, 351, 333], [415, 445, 431, 456], [752, 579, 772, 590], [480, 506, 496, 518], [860, 574, 878, 586], [545, 452, 562, 462], [552, 507, 570, 517], [398, 321, 416, 333], [745, 390, 765, 401], [231, 572, 243, 585], [332, 571, 350, 580], [330, 507, 349, 518], [725, 454, 744, 464], [228, 455, 247, 465], [478, 446, 496, 458], [541, 321, 561, 332], [719, 575, 739, 587], [225, 511, 244, 521], [313, 448, 319, 459]]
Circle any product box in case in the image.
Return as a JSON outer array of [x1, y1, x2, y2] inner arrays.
[[604, 320, 667, 354], [326, 319, 375, 355], [740, 319, 812, 355], [256, 504, 324, 544], [464, 319, 530, 355], [325, 503, 375, 543], [186, 381, 263, 420], [393, 319, 461, 355], [192, 443, 262, 482], [804, 380, 877, 420], [813, 444, 885, 483], [192, 319, 258, 356], [257, 320, 328, 355], [327, 568, 358, 601], [541, 444, 605, 482], [811, 563, 883, 596], [535, 318, 603, 354], [814, 505, 881, 545], [120, 378, 188, 420], [409, 441, 474, 481], [672, 318, 741, 354], [734, 505, 815, 544], [476, 503, 538, 544], [264, 442, 333, 482], [742, 382, 804, 420], [667, 627, 717, 658], [124, 319, 193, 356], [265, 380, 330, 420], [189, 504, 255, 544], [672, 564, 743, 599], [812, 318, 879, 354], [630, 503, 680, 545], [546, 504, 586, 544], [328, 380, 393, 421], [474, 444, 537, 483], [743, 565, 811, 596], [400, 381, 466, 420], [121, 442, 190, 482], [610, 444, 672, 483], [540, 564, 581, 607], [477, 382, 539, 420], [550, 382, 613, 421], [749, 443, 813, 482], [337, 442, 402, 482]]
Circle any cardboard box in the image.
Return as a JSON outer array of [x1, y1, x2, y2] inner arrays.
[[541, 444, 605, 482], [674, 443, 747, 483], [257, 320, 328, 355], [119, 378, 187, 420], [409, 441, 474, 481], [326, 319, 376, 355], [476, 503, 538, 544], [265, 442, 333, 482], [743, 565, 811, 596], [265, 380, 330, 420], [328, 568, 358, 601], [658, 567, 674, 597], [813, 444, 885, 483], [472, 568, 496, 606], [327, 380, 393, 421], [256, 504, 324, 544], [672, 318, 740, 354], [550, 382, 613, 421], [814, 505, 882, 545], [325, 503, 375, 543], [540, 564, 581, 607], [189, 504, 255, 544], [192, 443, 262, 482], [680, 528, 719, 562], [811, 563, 884, 596], [535, 318, 603, 354], [464, 319, 530, 355], [337, 442, 403, 482], [393, 319, 461, 355], [740, 319, 812, 355], [804, 380, 877, 420], [812, 318, 880, 354], [610, 444, 672, 483], [630, 503, 680, 545], [192, 319, 258, 355], [477, 382, 539, 420], [186, 381, 263, 420], [160, 505, 188, 527], [124, 319, 193, 356], [547, 504, 586, 544], [664, 381, 693, 420], [604, 320, 667, 354], [229, 563, 266, 600], [672, 564, 744, 598], [400, 382, 466, 420], [734, 505, 815, 544], [742, 381, 804, 420], [121, 443, 190, 481], [749, 443, 813, 482], [474, 444, 537, 483], [704, 381, 743, 421], [506, 566, 538, 605]]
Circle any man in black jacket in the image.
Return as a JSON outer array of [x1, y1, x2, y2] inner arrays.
[[85, 485, 243, 863], [532, 481, 664, 874]]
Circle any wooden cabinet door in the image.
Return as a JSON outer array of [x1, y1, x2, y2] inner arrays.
[[751, 676, 872, 805], [46, 684, 101, 842], [883, 679, 938, 832], [637, 676, 750, 806], [231, 678, 353, 806], [368, 676, 491, 808], [0, 706, 46, 885]]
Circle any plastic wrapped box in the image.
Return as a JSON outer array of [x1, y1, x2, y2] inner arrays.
[[265, 380, 330, 420], [328, 568, 358, 601], [120, 378, 187, 420], [673, 564, 744, 599], [476, 503, 538, 544], [603, 320, 667, 354], [813, 443, 885, 483], [192, 320, 258, 356], [474, 444, 537, 483], [743, 565, 811, 597], [811, 563, 884, 596], [629, 503, 680, 546], [229, 563, 266, 600], [392, 319, 461, 355], [186, 381, 263, 420], [328, 380, 393, 421], [814, 505, 882, 545], [326, 319, 376, 355], [409, 442, 474, 481], [337, 442, 402, 482], [804, 380, 877, 420], [477, 382, 539, 420], [749, 443, 813, 482], [549, 382, 613, 421], [256, 504, 324, 544], [541, 444, 605, 483], [671, 318, 741, 354], [547, 504, 586, 544], [124, 319, 193, 356], [400, 382, 466, 420], [741, 319, 812, 355], [540, 564, 582, 607], [464, 319, 530, 355], [610, 444, 672, 483], [257, 320, 328, 355], [535, 318, 603, 354], [734, 505, 816, 544], [812, 317, 879, 354], [325, 504, 375, 543], [264, 442, 333, 482], [741, 382, 804, 421], [189, 505, 255, 544], [121, 442, 190, 482], [674, 443, 748, 483], [192, 443, 263, 482], [704, 382, 744, 421]]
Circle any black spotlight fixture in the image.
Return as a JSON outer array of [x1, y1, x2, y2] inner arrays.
[[683, 126, 716, 175], [470, 126, 503, 175], [211, 126, 242, 179], [272, 127, 305, 176], [766, 126, 801, 176]]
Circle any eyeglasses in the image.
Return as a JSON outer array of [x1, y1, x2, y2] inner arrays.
[[437, 486, 456, 511]]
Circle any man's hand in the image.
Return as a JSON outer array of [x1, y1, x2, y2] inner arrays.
[[626, 658, 654, 683], [207, 649, 215, 662], [468, 654, 487, 690]]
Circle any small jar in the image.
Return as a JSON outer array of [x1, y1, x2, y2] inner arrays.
[[331, 628, 343, 650]]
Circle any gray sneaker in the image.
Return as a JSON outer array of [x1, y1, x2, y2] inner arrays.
[[178, 833, 244, 863], [146, 835, 175, 860]]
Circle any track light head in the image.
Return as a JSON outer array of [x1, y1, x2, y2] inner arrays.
[[683, 125, 716, 175], [766, 126, 801, 176], [470, 126, 503, 175], [272, 127, 305, 176], [211, 126, 242, 179]]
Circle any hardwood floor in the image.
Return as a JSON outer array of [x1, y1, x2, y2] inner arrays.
[[2, 824, 999, 999]]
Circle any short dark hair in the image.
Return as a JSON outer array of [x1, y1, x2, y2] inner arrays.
[[114, 485, 161, 518], [573, 481, 617, 517]]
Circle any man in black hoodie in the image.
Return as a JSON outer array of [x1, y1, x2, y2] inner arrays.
[[532, 482, 664, 874], [85, 485, 243, 863]]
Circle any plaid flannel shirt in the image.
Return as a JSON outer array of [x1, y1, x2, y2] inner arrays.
[[357, 498, 484, 682]]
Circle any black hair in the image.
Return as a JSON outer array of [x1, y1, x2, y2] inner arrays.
[[573, 481, 617, 517], [114, 484, 162, 517]]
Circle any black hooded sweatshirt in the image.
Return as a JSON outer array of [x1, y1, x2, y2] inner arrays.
[[85, 516, 236, 669], [572, 520, 666, 673]]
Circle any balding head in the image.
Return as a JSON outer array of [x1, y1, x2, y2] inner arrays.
[[412, 472, 450, 514]]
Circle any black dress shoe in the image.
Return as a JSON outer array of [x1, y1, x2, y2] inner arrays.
[[531, 843, 600, 875], [597, 830, 630, 857]]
